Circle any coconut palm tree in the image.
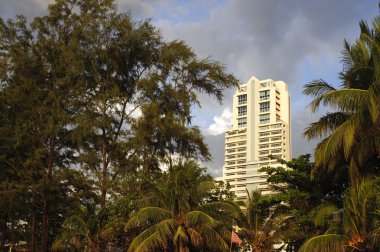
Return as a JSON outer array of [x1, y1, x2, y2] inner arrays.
[[303, 17, 380, 180], [241, 190, 293, 252], [125, 161, 240, 252], [52, 202, 121, 252], [299, 177, 380, 252]]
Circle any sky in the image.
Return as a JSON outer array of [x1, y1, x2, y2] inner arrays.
[[1, 0, 378, 176]]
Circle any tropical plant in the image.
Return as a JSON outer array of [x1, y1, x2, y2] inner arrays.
[[299, 177, 380, 252], [125, 161, 240, 252], [303, 17, 380, 180], [52, 202, 114, 252], [241, 190, 293, 252]]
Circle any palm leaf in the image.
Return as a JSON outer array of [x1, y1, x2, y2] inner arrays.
[[199, 225, 229, 251], [302, 79, 336, 97], [186, 227, 202, 248], [196, 201, 240, 220], [154, 218, 176, 240], [312, 204, 340, 227], [128, 226, 163, 252], [125, 207, 172, 231], [309, 88, 368, 113], [349, 135, 380, 181], [173, 225, 190, 247], [299, 234, 348, 252], [303, 112, 351, 140], [185, 210, 217, 227]]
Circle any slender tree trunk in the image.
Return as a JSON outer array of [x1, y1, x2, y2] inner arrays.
[[41, 136, 54, 252], [101, 130, 108, 208], [1, 183, 11, 250], [10, 193, 15, 248], [31, 190, 36, 252], [41, 197, 49, 252], [0, 211, 7, 251]]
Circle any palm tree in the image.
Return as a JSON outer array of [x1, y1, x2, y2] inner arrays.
[[52, 202, 114, 252], [125, 161, 240, 252], [242, 190, 292, 252], [303, 17, 380, 180], [299, 177, 380, 252]]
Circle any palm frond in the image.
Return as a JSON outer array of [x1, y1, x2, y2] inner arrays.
[[128, 227, 162, 252], [154, 219, 176, 240], [312, 204, 340, 227], [343, 178, 375, 237], [173, 225, 190, 246], [313, 120, 347, 168], [185, 210, 217, 227], [199, 225, 229, 251], [341, 39, 354, 72], [309, 88, 368, 113], [302, 79, 336, 97], [99, 218, 127, 240], [369, 214, 380, 246], [186, 227, 202, 248], [303, 112, 351, 140], [299, 234, 348, 252], [196, 201, 240, 220], [349, 135, 380, 181], [125, 207, 172, 231]]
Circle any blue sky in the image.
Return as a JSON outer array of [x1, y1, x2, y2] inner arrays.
[[1, 0, 378, 176]]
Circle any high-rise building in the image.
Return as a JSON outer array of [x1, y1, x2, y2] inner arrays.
[[221, 76, 291, 200]]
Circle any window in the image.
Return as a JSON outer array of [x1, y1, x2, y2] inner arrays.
[[238, 106, 247, 116], [259, 132, 270, 137], [260, 90, 270, 101], [238, 118, 247, 128], [260, 114, 270, 124], [271, 130, 281, 135], [271, 137, 281, 141], [260, 102, 270, 112], [271, 149, 281, 154], [238, 94, 247, 105], [259, 138, 269, 143], [259, 144, 269, 149]]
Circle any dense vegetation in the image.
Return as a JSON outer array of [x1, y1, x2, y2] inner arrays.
[[0, 0, 379, 251]]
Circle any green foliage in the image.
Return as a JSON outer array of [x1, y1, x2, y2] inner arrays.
[[300, 177, 380, 252], [0, 0, 237, 250], [125, 161, 239, 252], [252, 155, 348, 251], [303, 16, 380, 181]]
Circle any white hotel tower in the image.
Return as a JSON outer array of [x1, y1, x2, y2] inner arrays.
[[221, 76, 291, 200]]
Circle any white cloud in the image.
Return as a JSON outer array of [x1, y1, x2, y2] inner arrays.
[[206, 107, 232, 135]]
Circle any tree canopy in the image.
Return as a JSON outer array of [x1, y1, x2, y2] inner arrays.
[[0, 0, 237, 250]]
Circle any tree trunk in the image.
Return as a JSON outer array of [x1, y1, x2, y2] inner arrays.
[[41, 136, 54, 252], [0, 207, 8, 251], [10, 193, 15, 249], [41, 197, 49, 252], [30, 190, 36, 252], [100, 130, 108, 208]]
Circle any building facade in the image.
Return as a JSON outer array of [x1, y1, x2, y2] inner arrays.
[[221, 76, 291, 200]]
